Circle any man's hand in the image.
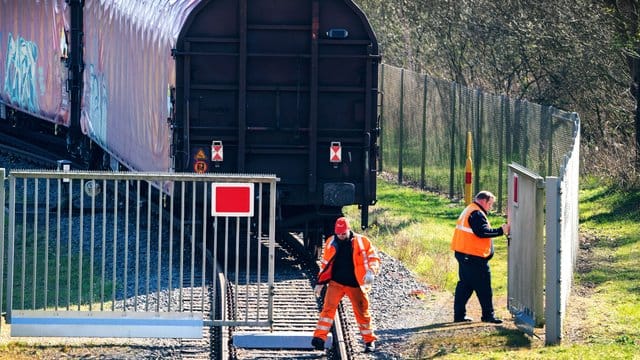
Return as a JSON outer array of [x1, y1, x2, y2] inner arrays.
[[363, 269, 375, 285], [314, 284, 324, 297], [501, 223, 510, 236]]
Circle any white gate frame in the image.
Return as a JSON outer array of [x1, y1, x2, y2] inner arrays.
[[1, 169, 277, 338], [507, 163, 545, 332]]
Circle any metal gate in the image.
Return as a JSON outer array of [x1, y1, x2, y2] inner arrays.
[[507, 163, 545, 332], [0, 168, 277, 338]]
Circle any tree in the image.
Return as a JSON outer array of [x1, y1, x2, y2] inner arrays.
[[601, 0, 640, 172], [356, 0, 638, 186]]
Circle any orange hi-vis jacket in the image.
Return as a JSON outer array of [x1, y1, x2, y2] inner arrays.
[[451, 202, 493, 258], [319, 233, 380, 291]]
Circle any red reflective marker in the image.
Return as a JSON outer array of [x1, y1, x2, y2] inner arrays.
[[211, 183, 254, 217]]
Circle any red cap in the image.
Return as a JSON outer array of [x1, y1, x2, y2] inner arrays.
[[334, 217, 350, 234]]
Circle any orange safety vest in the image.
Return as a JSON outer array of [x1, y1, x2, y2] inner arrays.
[[451, 203, 493, 258], [318, 233, 380, 290]]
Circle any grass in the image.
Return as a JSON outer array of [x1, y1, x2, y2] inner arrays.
[[4, 226, 118, 312], [346, 176, 640, 359], [348, 179, 509, 294], [358, 181, 461, 290]]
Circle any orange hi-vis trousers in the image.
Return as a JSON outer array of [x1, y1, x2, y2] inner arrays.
[[313, 280, 377, 343]]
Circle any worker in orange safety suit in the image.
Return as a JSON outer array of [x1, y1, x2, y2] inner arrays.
[[311, 217, 381, 353]]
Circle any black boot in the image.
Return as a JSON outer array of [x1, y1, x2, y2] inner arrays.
[[454, 316, 473, 322], [311, 337, 325, 350], [364, 341, 376, 353], [481, 315, 503, 324]]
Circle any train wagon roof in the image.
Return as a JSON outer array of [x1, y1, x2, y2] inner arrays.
[[89, 0, 202, 46], [94, 0, 377, 49], [81, 0, 207, 172]]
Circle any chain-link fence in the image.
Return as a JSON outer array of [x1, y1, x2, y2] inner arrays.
[[379, 64, 579, 210]]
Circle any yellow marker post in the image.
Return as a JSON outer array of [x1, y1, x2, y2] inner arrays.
[[464, 131, 473, 204]]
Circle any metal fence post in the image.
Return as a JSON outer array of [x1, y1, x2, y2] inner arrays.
[[448, 82, 457, 198], [398, 68, 405, 185], [379, 65, 385, 173], [547, 106, 555, 176], [420, 74, 428, 189], [6, 175, 15, 324], [474, 91, 482, 195], [0, 168, 4, 330], [545, 176, 561, 345], [497, 95, 507, 210]]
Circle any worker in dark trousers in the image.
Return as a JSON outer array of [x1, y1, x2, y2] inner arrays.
[[451, 190, 510, 324]]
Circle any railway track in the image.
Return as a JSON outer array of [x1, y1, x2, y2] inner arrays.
[[227, 233, 356, 360], [177, 270, 225, 359], [229, 238, 324, 359], [0, 124, 80, 169]]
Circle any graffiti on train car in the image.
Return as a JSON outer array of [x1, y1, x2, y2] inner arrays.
[[85, 63, 108, 143], [59, 29, 68, 60], [3, 33, 40, 113]]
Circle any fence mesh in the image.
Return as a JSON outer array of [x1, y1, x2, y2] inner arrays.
[[380, 64, 578, 210]]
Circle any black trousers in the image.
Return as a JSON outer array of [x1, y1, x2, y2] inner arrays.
[[453, 251, 495, 320]]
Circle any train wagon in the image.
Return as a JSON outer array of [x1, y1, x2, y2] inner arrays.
[[0, 0, 71, 126], [0, 0, 380, 249]]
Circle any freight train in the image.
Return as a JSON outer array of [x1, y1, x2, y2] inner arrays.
[[0, 0, 379, 250]]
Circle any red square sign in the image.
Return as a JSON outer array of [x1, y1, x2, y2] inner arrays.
[[211, 183, 254, 217]]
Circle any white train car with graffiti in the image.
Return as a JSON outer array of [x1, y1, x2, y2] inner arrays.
[[0, 1, 71, 126], [0, 0, 185, 171]]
